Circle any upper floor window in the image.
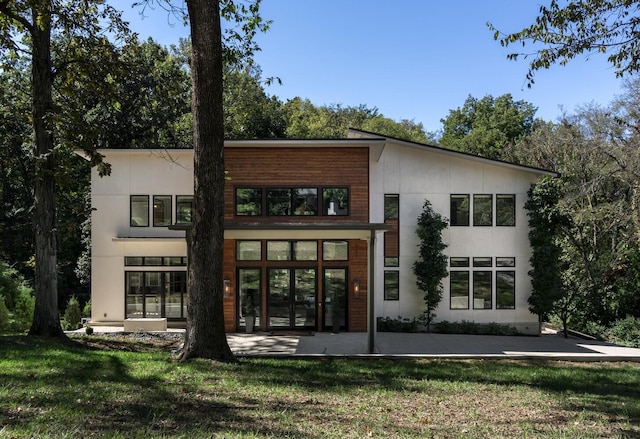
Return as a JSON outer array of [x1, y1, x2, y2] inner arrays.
[[473, 194, 492, 226], [323, 241, 349, 261], [450, 195, 469, 226], [235, 186, 348, 217], [130, 195, 149, 227], [384, 194, 399, 220], [496, 194, 516, 226], [323, 188, 349, 216], [153, 195, 172, 227], [236, 188, 262, 216], [176, 195, 194, 224]]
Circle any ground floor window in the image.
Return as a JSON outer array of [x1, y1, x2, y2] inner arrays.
[[125, 271, 187, 319], [384, 271, 399, 301], [449, 257, 516, 311]]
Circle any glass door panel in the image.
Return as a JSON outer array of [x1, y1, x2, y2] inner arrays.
[[238, 268, 261, 328], [126, 272, 143, 318], [145, 272, 162, 317], [268, 268, 290, 328], [323, 268, 347, 330], [166, 272, 186, 318], [294, 268, 316, 328]]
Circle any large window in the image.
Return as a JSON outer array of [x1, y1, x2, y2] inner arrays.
[[496, 194, 516, 226], [323, 188, 349, 216], [450, 271, 469, 309], [176, 195, 193, 224], [267, 241, 318, 261], [450, 195, 470, 226], [153, 195, 172, 227], [384, 271, 399, 301], [126, 271, 187, 319], [130, 195, 149, 227], [473, 271, 493, 309], [236, 188, 262, 216], [323, 241, 349, 261], [473, 195, 493, 226], [237, 241, 262, 261], [496, 271, 516, 309], [235, 186, 348, 217]]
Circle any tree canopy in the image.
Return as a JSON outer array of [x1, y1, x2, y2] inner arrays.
[[439, 93, 538, 160], [489, 0, 640, 86]]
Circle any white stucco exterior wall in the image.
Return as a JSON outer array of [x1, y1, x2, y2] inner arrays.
[[90, 150, 192, 323], [370, 140, 543, 334]]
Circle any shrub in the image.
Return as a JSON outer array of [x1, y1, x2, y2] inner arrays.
[[85, 325, 94, 335], [377, 316, 420, 332], [82, 299, 91, 319], [63, 296, 82, 331], [434, 320, 520, 336], [0, 296, 10, 332], [606, 316, 640, 348], [13, 288, 34, 331]]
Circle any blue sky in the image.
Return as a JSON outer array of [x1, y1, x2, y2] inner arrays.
[[119, 0, 626, 134]]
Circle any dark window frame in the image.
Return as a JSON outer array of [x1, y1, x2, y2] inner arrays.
[[496, 270, 516, 310], [449, 270, 470, 309], [473, 194, 493, 227], [130, 195, 149, 227], [450, 194, 470, 226], [383, 270, 400, 301], [472, 270, 493, 310], [176, 195, 194, 224], [496, 194, 516, 226], [153, 195, 172, 227]]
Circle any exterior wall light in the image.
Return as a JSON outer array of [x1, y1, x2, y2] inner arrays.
[[223, 279, 231, 298], [353, 279, 360, 298]]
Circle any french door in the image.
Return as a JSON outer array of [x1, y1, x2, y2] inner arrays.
[[323, 268, 347, 331], [268, 268, 317, 330]]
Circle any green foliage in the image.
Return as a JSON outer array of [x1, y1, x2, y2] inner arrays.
[[12, 287, 34, 331], [0, 260, 29, 310], [63, 296, 82, 331], [82, 299, 91, 319], [282, 97, 436, 142], [0, 296, 9, 332], [412, 200, 449, 330], [489, 0, 640, 86], [439, 93, 537, 160], [606, 316, 640, 348], [434, 320, 520, 336], [377, 316, 419, 332], [85, 325, 93, 335], [524, 176, 565, 320]]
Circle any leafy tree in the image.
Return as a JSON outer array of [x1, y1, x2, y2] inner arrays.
[[0, 296, 9, 332], [0, 0, 130, 337], [412, 200, 449, 331], [439, 94, 538, 160], [525, 177, 566, 331], [224, 65, 285, 139], [489, 0, 640, 86], [282, 98, 436, 142], [13, 288, 35, 332]]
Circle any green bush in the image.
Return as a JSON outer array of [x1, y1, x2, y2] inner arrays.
[[434, 320, 520, 336], [606, 316, 640, 348], [63, 296, 82, 331], [13, 288, 34, 331], [377, 316, 420, 332], [0, 296, 10, 332], [82, 299, 91, 319], [0, 261, 29, 311]]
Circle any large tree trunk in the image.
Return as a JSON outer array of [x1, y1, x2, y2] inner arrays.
[[180, 0, 234, 361], [29, 2, 65, 337]]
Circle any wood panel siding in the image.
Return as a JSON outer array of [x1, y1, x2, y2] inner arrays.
[[224, 147, 370, 223]]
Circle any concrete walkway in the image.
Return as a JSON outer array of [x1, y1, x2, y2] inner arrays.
[[75, 327, 640, 361]]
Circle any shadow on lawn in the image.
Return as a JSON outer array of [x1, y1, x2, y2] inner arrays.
[[1, 336, 639, 437]]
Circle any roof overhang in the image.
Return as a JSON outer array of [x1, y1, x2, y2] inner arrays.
[[168, 222, 391, 240]]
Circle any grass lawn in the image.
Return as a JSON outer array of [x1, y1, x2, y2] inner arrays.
[[1, 335, 639, 438]]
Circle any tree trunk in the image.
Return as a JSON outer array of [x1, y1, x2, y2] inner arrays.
[[29, 2, 64, 338], [180, 0, 234, 361]]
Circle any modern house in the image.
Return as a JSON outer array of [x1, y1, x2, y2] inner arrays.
[[84, 129, 555, 335]]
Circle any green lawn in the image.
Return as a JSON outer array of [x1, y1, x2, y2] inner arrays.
[[1, 335, 639, 438]]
